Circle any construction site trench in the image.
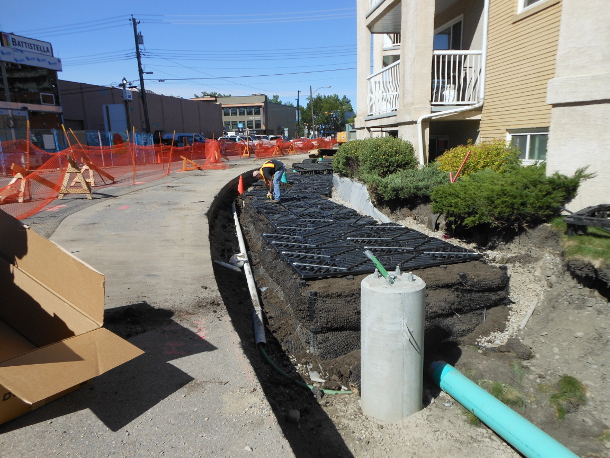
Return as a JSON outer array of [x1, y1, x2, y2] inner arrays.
[[208, 169, 514, 455]]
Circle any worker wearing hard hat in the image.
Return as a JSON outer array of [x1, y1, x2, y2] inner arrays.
[[252, 159, 286, 203]]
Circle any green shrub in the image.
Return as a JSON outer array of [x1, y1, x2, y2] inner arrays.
[[431, 163, 585, 232], [435, 140, 521, 177], [333, 139, 363, 178], [358, 137, 418, 178], [366, 163, 449, 203]]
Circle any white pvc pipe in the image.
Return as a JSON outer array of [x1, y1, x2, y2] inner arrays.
[[232, 197, 266, 345]]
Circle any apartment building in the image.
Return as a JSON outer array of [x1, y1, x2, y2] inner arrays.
[[356, 0, 610, 209], [215, 95, 297, 138]]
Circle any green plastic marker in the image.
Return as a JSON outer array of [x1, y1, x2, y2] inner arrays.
[[364, 250, 393, 284]]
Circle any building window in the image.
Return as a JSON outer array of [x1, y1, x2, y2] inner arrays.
[[255, 120, 261, 129], [247, 120, 254, 129], [254, 107, 261, 115], [224, 121, 231, 130], [239, 107, 245, 116], [231, 120, 238, 129], [246, 107, 253, 116], [5, 63, 60, 106], [434, 17, 463, 50], [230, 107, 237, 116], [223, 107, 230, 116], [508, 129, 548, 162], [519, 0, 545, 12]]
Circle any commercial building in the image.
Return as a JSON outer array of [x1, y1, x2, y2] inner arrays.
[[60, 81, 223, 141], [212, 95, 297, 138], [356, 0, 610, 209], [0, 32, 63, 142]]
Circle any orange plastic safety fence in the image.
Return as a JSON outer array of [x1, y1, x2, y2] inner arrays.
[[0, 137, 333, 220], [203, 140, 229, 170]]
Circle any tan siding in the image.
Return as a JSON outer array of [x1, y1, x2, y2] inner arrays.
[[479, 0, 562, 140]]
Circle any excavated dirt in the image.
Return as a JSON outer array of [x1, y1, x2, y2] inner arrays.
[[209, 176, 610, 458]]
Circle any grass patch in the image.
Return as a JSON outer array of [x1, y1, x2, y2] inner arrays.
[[488, 381, 526, 410], [462, 407, 481, 426], [511, 360, 525, 387], [549, 375, 587, 419], [551, 217, 610, 267]]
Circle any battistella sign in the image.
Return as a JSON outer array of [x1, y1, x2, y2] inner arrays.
[[1, 33, 53, 57]]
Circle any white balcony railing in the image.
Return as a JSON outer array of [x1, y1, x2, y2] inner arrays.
[[367, 60, 400, 116], [366, 50, 483, 117], [431, 50, 483, 105], [383, 33, 401, 50]]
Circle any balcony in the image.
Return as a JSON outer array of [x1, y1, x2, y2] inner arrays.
[[431, 50, 483, 105], [367, 60, 400, 117], [367, 50, 483, 116]]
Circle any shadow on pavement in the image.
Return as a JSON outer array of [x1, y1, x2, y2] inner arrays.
[[0, 302, 217, 433]]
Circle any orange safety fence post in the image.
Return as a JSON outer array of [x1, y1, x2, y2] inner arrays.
[[167, 131, 176, 175], [69, 128, 94, 165], [129, 130, 137, 186]]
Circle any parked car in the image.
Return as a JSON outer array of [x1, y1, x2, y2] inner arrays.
[[218, 136, 243, 143], [161, 133, 206, 147]]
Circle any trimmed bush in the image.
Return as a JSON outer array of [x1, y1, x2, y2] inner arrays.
[[358, 137, 418, 178], [435, 140, 521, 177], [333, 139, 363, 178], [366, 163, 450, 203], [431, 163, 586, 231]]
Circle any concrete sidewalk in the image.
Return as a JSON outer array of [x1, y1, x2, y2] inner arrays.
[[0, 154, 310, 457]]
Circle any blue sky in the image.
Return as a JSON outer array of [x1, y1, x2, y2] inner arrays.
[[1, 0, 356, 108]]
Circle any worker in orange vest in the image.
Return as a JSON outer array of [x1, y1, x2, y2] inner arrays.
[[252, 159, 285, 203]]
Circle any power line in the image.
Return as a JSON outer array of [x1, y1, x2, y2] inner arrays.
[[12, 15, 127, 34], [148, 67, 355, 81]]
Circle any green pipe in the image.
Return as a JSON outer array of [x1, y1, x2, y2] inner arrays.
[[258, 344, 351, 395], [363, 249, 393, 284], [429, 361, 578, 458]]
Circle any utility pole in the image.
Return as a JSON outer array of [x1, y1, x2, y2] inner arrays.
[[296, 90, 300, 137], [131, 16, 151, 133], [309, 86, 314, 139]]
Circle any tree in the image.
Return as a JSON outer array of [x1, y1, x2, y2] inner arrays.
[[193, 91, 232, 98], [268, 95, 294, 106], [300, 94, 354, 136]]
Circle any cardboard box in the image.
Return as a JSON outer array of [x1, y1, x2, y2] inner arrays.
[[0, 209, 144, 425]]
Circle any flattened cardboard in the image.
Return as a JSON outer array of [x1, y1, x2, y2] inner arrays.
[[0, 209, 144, 425], [0, 208, 105, 324], [0, 320, 36, 361], [0, 328, 143, 405]]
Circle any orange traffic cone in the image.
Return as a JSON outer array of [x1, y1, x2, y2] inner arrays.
[[238, 175, 245, 194]]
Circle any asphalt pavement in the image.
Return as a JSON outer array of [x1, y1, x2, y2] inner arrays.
[[0, 153, 311, 457]]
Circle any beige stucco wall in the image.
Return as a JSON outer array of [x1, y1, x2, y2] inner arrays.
[[546, 0, 610, 210]]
